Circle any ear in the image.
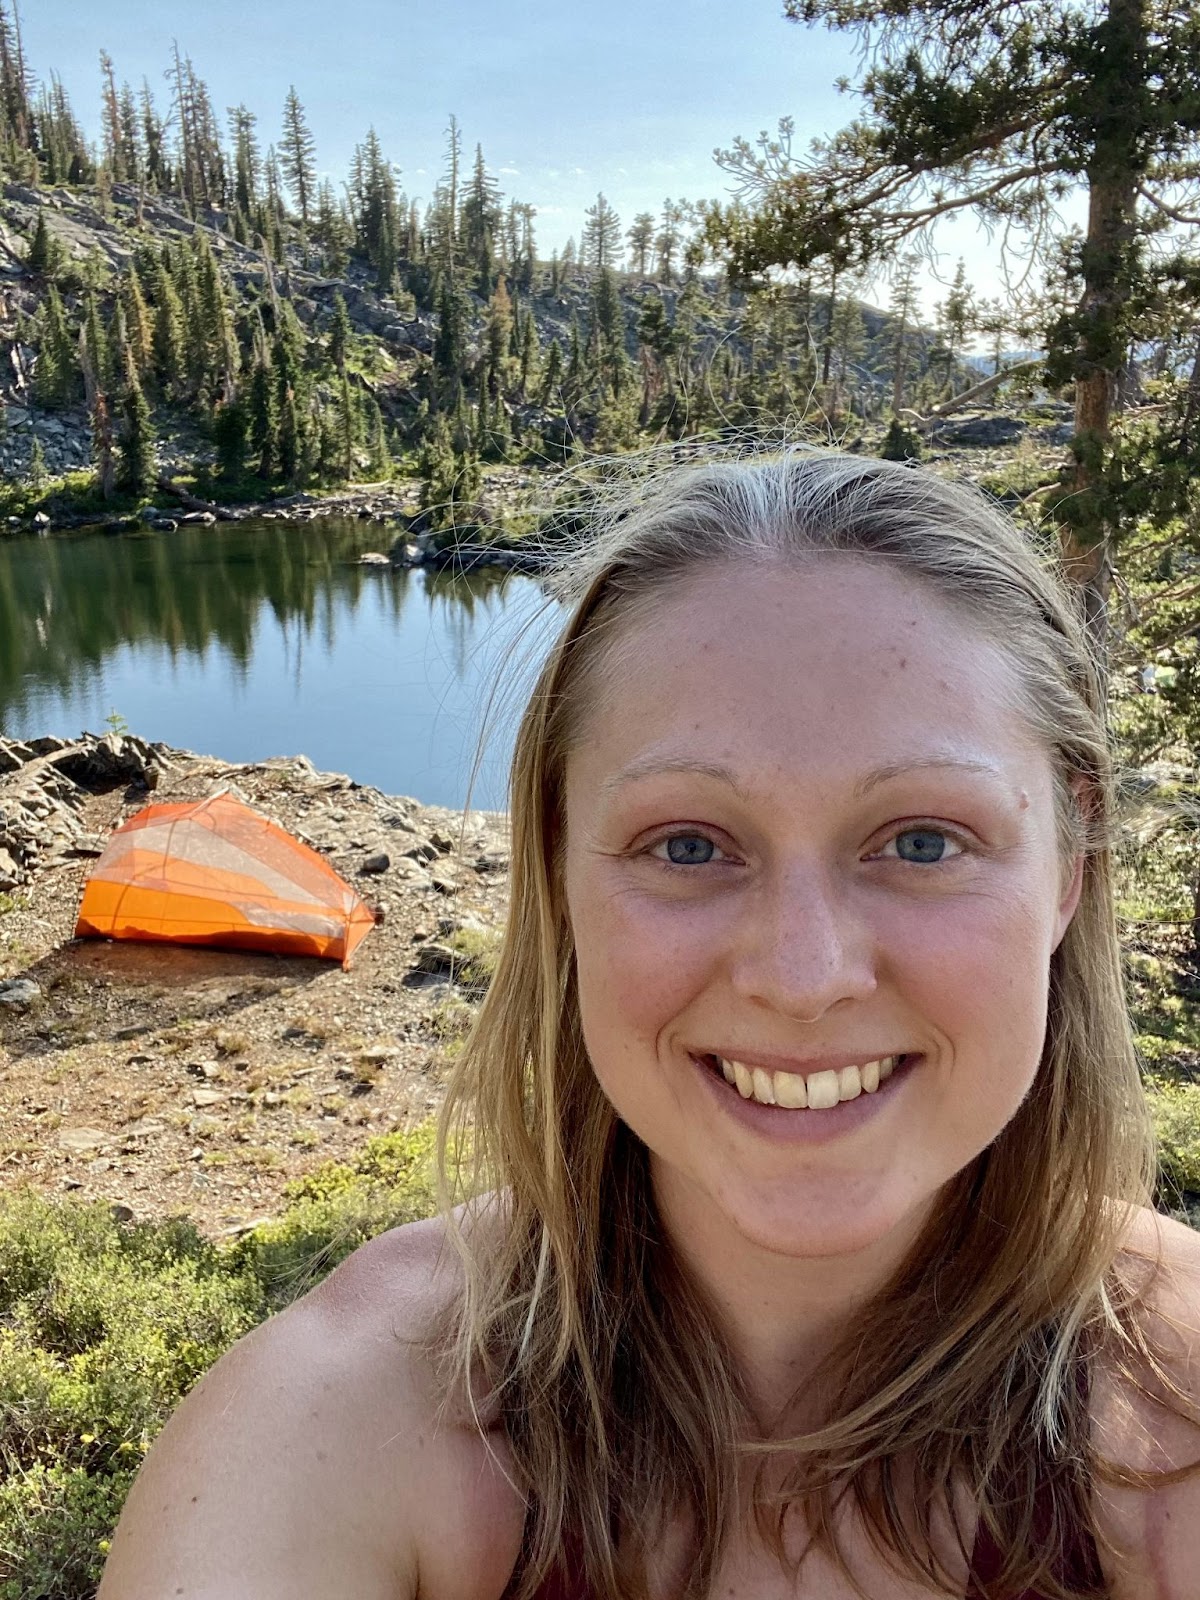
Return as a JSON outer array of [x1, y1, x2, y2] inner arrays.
[[1053, 849, 1085, 951], [1053, 775, 1089, 950]]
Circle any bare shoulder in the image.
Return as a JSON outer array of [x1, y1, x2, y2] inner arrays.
[[98, 1211, 525, 1600], [1092, 1205, 1200, 1599]]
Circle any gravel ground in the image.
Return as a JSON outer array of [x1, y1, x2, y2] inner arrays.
[[0, 749, 510, 1238]]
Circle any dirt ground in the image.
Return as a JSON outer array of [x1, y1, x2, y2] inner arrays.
[[0, 751, 510, 1239]]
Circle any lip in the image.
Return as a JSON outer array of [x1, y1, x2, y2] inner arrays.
[[689, 1051, 921, 1145]]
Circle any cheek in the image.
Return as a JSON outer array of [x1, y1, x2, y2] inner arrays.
[[890, 890, 1054, 1085], [569, 869, 729, 1055]]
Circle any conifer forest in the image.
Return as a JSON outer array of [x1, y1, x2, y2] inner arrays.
[[2, 5, 1200, 1591]]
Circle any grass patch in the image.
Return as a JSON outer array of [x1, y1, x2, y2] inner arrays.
[[0, 1124, 443, 1592], [444, 924, 501, 995]]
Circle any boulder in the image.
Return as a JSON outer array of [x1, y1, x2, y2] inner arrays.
[[0, 977, 41, 1009], [931, 415, 1027, 448], [0, 738, 34, 773], [0, 845, 19, 889]]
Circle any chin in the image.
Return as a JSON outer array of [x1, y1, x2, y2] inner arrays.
[[713, 1174, 925, 1262]]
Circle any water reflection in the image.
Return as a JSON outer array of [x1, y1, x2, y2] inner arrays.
[[0, 518, 558, 808]]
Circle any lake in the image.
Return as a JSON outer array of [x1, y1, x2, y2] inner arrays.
[[0, 517, 561, 810]]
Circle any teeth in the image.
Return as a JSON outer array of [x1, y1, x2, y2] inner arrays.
[[714, 1054, 906, 1110], [806, 1070, 840, 1110], [775, 1070, 807, 1109], [751, 1068, 776, 1105]]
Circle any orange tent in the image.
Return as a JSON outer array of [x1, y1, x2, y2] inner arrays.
[[75, 791, 376, 968]]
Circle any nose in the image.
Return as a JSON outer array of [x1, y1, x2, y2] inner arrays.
[[729, 858, 878, 1021]]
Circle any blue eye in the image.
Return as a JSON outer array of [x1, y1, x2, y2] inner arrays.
[[660, 834, 716, 865], [889, 828, 956, 864]]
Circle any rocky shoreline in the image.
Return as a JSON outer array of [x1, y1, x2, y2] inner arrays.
[[6, 468, 557, 573]]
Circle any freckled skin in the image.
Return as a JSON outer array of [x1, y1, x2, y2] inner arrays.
[[564, 557, 1084, 1271]]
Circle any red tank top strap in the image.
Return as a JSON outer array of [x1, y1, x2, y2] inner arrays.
[[966, 1486, 1104, 1598]]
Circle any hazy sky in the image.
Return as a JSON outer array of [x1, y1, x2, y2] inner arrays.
[[25, 0, 1022, 310]]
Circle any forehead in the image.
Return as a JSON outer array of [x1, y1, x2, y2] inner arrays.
[[569, 556, 1040, 791]]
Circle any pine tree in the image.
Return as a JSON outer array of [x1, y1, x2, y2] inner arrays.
[[27, 434, 46, 490], [26, 210, 65, 277], [248, 355, 278, 478], [273, 331, 303, 483], [433, 275, 468, 395], [460, 143, 501, 293], [116, 357, 156, 494], [79, 328, 115, 502], [887, 254, 920, 415], [711, 0, 1200, 625], [229, 104, 260, 215], [484, 275, 515, 395], [937, 259, 974, 370], [139, 79, 165, 189], [451, 379, 472, 455], [337, 373, 356, 482], [590, 266, 627, 396], [279, 86, 317, 230], [365, 395, 391, 478], [626, 213, 655, 277], [519, 311, 540, 400], [313, 179, 352, 276], [540, 337, 564, 406], [655, 200, 685, 285], [100, 51, 125, 181], [82, 293, 109, 396], [0, 0, 33, 161], [33, 285, 77, 408], [194, 233, 239, 400], [581, 193, 622, 273], [328, 291, 351, 377], [637, 293, 675, 423], [123, 262, 154, 379], [213, 398, 248, 480], [152, 259, 185, 397]]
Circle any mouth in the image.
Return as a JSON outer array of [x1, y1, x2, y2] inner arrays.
[[694, 1052, 918, 1111]]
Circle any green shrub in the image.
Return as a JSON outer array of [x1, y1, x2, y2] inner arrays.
[[879, 417, 922, 461], [1148, 1082, 1200, 1200], [0, 1461, 131, 1600], [0, 1121, 443, 1597], [226, 1123, 441, 1308]]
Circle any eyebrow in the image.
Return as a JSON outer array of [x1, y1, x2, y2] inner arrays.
[[601, 754, 1002, 799], [850, 757, 1002, 800]]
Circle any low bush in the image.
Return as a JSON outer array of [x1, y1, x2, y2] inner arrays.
[[0, 1122, 440, 1598], [1148, 1081, 1200, 1204]]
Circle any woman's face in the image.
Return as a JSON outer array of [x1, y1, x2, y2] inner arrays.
[[562, 556, 1083, 1263]]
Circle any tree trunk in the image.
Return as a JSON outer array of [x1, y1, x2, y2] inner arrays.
[[1179, 329, 1200, 456], [1061, 0, 1147, 636]]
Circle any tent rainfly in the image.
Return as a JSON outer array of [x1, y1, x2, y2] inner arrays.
[[75, 791, 376, 968]]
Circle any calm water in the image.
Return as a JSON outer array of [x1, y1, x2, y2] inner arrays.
[[0, 517, 561, 809]]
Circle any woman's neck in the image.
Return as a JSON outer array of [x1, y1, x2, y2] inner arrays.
[[651, 1158, 934, 1427]]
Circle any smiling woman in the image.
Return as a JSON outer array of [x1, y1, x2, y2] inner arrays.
[[98, 451, 1200, 1600]]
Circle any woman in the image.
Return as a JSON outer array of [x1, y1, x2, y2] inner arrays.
[[99, 451, 1200, 1599]]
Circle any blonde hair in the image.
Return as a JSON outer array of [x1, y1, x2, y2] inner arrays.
[[438, 449, 1156, 1599]]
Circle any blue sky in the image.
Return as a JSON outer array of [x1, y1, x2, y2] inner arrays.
[[25, 0, 1014, 308]]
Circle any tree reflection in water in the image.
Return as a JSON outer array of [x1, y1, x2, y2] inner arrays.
[[0, 518, 555, 808]]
